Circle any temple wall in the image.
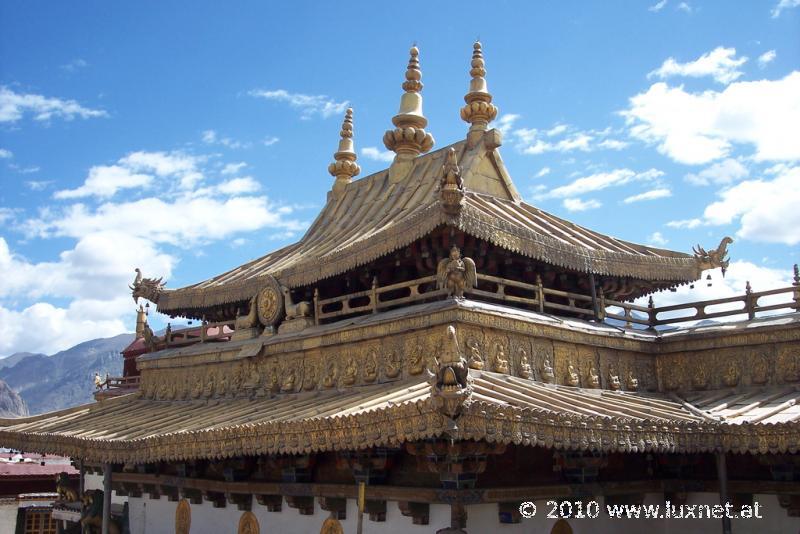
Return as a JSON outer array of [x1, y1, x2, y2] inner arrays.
[[124, 492, 800, 533]]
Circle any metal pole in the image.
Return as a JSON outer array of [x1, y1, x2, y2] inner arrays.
[[102, 464, 112, 534], [356, 480, 365, 534], [715, 452, 732, 534]]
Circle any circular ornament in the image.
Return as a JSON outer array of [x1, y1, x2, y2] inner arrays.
[[256, 275, 284, 327]]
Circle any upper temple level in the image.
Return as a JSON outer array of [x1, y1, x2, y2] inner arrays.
[[126, 43, 796, 351]]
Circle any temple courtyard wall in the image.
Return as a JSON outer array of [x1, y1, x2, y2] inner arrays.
[[122, 492, 799, 534]]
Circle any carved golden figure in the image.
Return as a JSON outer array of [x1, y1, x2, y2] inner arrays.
[[586, 366, 600, 389], [626, 371, 639, 391], [723, 360, 740, 387], [343, 357, 358, 385], [436, 246, 477, 298], [385, 348, 401, 378], [408, 342, 425, 375], [608, 366, 621, 391], [363, 349, 378, 382], [322, 359, 338, 388], [566, 364, 580, 387], [541, 357, 555, 384], [492, 341, 509, 373], [518, 347, 532, 379], [467, 338, 485, 370]]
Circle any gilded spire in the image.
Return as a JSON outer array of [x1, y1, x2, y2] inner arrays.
[[383, 46, 435, 161], [328, 108, 360, 195], [461, 41, 498, 133]]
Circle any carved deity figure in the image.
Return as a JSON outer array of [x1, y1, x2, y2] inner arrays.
[[436, 246, 477, 298], [322, 359, 338, 388], [518, 347, 532, 379], [281, 364, 297, 392], [191, 375, 203, 399], [566, 364, 580, 387], [242, 361, 261, 391], [385, 349, 401, 378], [692, 363, 709, 390], [463, 338, 484, 370], [723, 360, 740, 388], [626, 371, 639, 391], [608, 366, 621, 391], [751, 354, 769, 385], [408, 342, 424, 375], [343, 357, 358, 385], [203, 371, 216, 398], [492, 341, 509, 373], [363, 349, 378, 382], [303, 361, 317, 391], [541, 358, 555, 384], [586, 366, 600, 389]]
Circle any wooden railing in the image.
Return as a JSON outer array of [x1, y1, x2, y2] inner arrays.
[[312, 264, 800, 329], [104, 375, 141, 389], [145, 265, 799, 352]]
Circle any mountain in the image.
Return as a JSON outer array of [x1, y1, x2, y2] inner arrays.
[[0, 352, 45, 369], [0, 334, 134, 415], [0, 379, 28, 417]]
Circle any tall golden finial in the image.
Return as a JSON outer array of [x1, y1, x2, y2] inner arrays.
[[383, 46, 435, 161], [461, 41, 498, 135], [328, 108, 360, 195]]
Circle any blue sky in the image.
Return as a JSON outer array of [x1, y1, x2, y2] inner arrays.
[[1, 1, 798, 355]]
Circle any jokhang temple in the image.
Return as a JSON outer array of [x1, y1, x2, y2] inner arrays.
[[2, 43, 800, 534]]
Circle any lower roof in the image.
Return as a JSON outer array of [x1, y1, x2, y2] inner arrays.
[[1, 372, 798, 464]]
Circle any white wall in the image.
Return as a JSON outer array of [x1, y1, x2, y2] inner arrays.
[[125, 492, 800, 534], [85, 472, 127, 505], [0, 499, 19, 534]]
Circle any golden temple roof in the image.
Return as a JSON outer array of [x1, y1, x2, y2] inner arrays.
[[156, 131, 698, 317], [4, 370, 800, 464]]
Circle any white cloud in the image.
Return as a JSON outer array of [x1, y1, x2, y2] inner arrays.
[[649, 0, 668, 12], [623, 188, 672, 204], [221, 162, 247, 175], [676, 2, 692, 13], [772, 0, 800, 18], [60, 58, 89, 73], [622, 72, 800, 164], [0, 233, 173, 302], [0, 148, 12, 159], [647, 231, 668, 246], [55, 151, 207, 199], [216, 176, 261, 195], [563, 198, 601, 212], [536, 167, 551, 178], [757, 50, 777, 69], [262, 136, 280, 147], [249, 89, 349, 119], [200, 129, 251, 149], [702, 165, 800, 245], [0, 86, 107, 123], [685, 158, 748, 186], [546, 168, 663, 199], [666, 218, 703, 229], [24, 195, 304, 247], [25, 180, 53, 191], [648, 47, 747, 85], [512, 123, 628, 155], [361, 147, 395, 162], [54, 165, 153, 199], [491, 114, 520, 136]]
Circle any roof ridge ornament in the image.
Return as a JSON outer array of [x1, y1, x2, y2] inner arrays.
[[439, 147, 465, 214], [383, 46, 435, 162], [461, 41, 498, 140], [328, 108, 360, 196]]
